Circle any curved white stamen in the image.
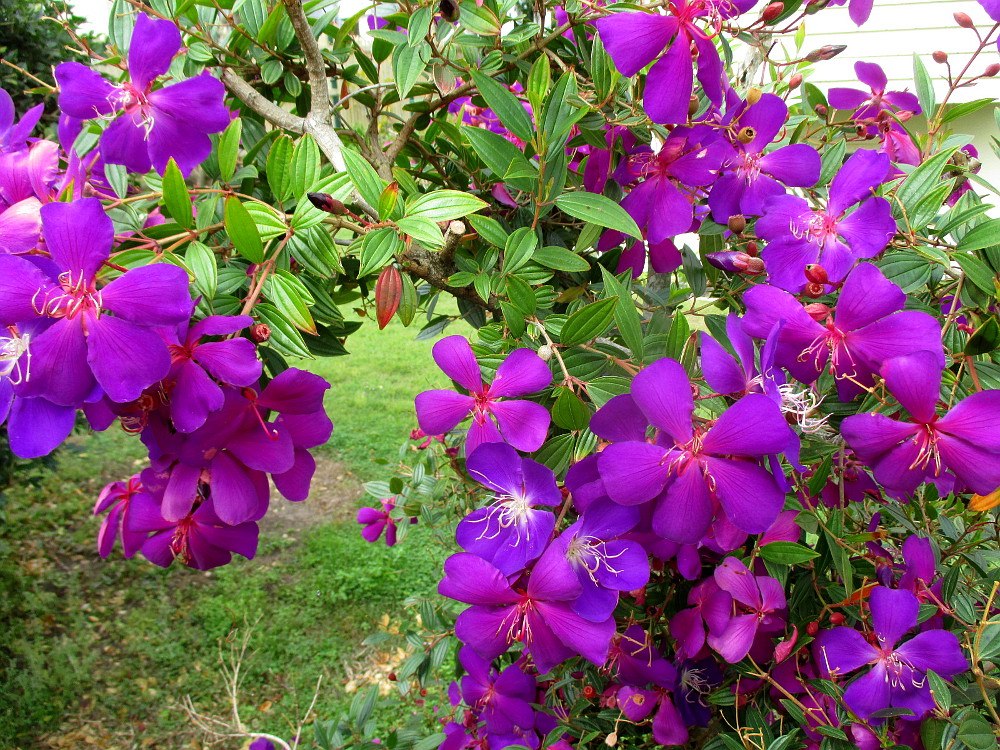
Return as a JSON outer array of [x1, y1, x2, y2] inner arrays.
[[1, 330, 31, 384]]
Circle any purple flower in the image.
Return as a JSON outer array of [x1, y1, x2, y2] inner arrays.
[[94, 473, 149, 559], [841, 351, 1000, 495], [814, 587, 967, 720], [0, 197, 42, 254], [608, 624, 677, 687], [128, 477, 260, 570], [701, 313, 784, 402], [757, 149, 895, 292], [618, 684, 689, 745], [827, 0, 875, 25], [438, 549, 616, 674], [594, 357, 796, 542], [55, 14, 230, 176], [709, 94, 821, 223], [705, 556, 786, 663], [596, 0, 755, 124], [357, 498, 401, 546], [829, 62, 921, 122], [0, 198, 192, 406], [415, 336, 551, 454], [456, 442, 560, 576], [455, 646, 537, 734], [742, 262, 943, 400]]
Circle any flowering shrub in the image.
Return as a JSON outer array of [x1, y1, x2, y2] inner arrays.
[[3, 0, 1000, 748]]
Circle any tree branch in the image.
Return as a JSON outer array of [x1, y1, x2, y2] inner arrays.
[[221, 68, 305, 133]]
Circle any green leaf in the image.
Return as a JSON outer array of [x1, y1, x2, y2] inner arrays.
[[526, 55, 550, 112], [224, 197, 265, 264], [532, 245, 591, 273], [759, 541, 821, 565], [879, 251, 932, 293], [218, 117, 242, 182], [161, 158, 192, 228], [665, 314, 690, 361], [342, 148, 386, 208], [405, 190, 488, 222], [552, 386, 590, 430], [954, 251, 997, 293], [555, 192, 641, 240], [965, 315, 1000, 356], [467, 214, 509, 249], [396, 216, 444, 248], [587, 376, 631, 407], [505, 275, 536, 315], [531, 433, 575, 475], [503, 228, 537, 274], [913, 53, 936, 117], [978, 618, 1000, 660], [895, 147, 958, 218], [559, 297, 618, 347], [500, 302, 526, 337], [266, 134, 294, 201], [469, 69, 534, 144], [287, 225, 342, 277], [957, 713, 995, 750], [817, 139, 846, 186], [461, 126, 536, 192], [398, 272, 419, 327], [264, 270, 316, 334], [185, 241, 217, 299], [104, 162, 128, 199], [460, 2, 501, 35], [244, 202, 287, 241], [941, 97, 997, 124], [600, 267, 643, 362], [407, 5, 432, 43], [956, 218, 1000, 253], [255, 303, 312, 358], [393, 43, 428, 99], [358, 228, 403, 278], [289, 134, 321, 199]]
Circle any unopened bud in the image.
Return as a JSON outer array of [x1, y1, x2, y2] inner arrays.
[[746, 256, 765, 274], [954, 11, 974, 28], [804, 264, 828, 284], [804, 282, 825, 298], [829, 612, 846, 625], [806, 621, 819, 636], [761, 1, 784, 21], [447, 220, 466, 236], [727, 214, 747, 234], [985, 63, 1000, 77], [605, 732, 618, 747], [308, 192, 348, 215], [815, 103, 828, 116], [745, 240, 759, 257], [897, 110, 914, 121], [249, 323, 271, 342], [388, 672, 397, 681], [537, 344, 553, 361], [788, 73, 803, 89], [932, 50, 948, 64], [688, 95, 700, 116], [804, 302, 832, 322], [737, 126, 757, 144], [805, 44, 847, 63], [582, 685, 597, 699], [439, 0, 460, 22], [746, 86, 763, 105]]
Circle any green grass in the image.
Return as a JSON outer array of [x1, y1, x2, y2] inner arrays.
[[0, 311, 468, 748]]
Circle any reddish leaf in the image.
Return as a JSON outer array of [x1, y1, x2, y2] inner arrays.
[[375, 265, 402, 329]]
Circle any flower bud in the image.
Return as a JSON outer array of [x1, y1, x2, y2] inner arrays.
[[537, 344, 553, 361], [761, 1, 784, 21], [985, 63, 1000, 77], [806, 621, 819, 636], [746, 256, 765, 274], [829, 612, 846, 625], [804, 302, 832, 322], [583, 685, 598, 699], [746, 86, 763, 105], [688, 95, 700, 116], [388, 672, 397, 681], [606, 732, 618, 747], [805, 44, 847, 63], [727, 214, 747, 234], [439, 0, 460, 22], [932, 50, 948, 64], [249, 323, 271, 342], [954, 11, 974, 27], [307, 192, 348, 215], [897, 110, 914, 122], [804, 282, 825, 298], [804, 263, 828, 284], [745, 240, 759, 257], [815, 103, 828, 116], [737, 126, 757, 144], [788, 73, 803, 89], [855, 124, 867, 137]]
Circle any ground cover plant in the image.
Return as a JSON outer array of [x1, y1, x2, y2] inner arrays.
[[1, 0, 1000, 748]]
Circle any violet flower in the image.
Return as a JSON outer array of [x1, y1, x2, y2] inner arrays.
[[357, 498, 401, 546], [757, 149, 895, 292], [618, 684, 689, 746], [94, 473, 149, 559], [841, 351, 1000, 495], [596, 0, 756, 124], [814, 586, 967, 720], [455, 646, 536, 734], [742, 262, 943, 400], [438, 549, 615, 674], [415, 336, 551, 454], [608, 625, 677, 687], [829, 62, 921, 122], [709, 94, 821, 223], [0, 197, 42, 254], [0, 198, 192, 406], [456, 442, 561, 576], [55, 14, 230, 176], [701, 313, 784, 402], [705, 556, 786, 663], [595, 357, 796, 542]]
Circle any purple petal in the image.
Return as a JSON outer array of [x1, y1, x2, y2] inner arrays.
[[840, 412, 919, 463], [844, 663, 890, 719], [432, 335, 483, 392], [209, 452, 264, 525], [835, 262, 904, 331], [490, 348, 552, 397], [145, 109, 213, 177], [226, 420, 296, 474], [162, 462, 200, 520], [595, 13, 676, 78], [55, 62, 120, 119], [491, 399, 550, 452], [20, 318, 95, 406], [848, 0, 874, 25], [170, 362, 223, 432], [815, 627, 876, 676], [590, 394, 649, 443], [618, 687, 657, 722], [870, 586, 917, 648], [760, 144, 821, 188], [895, 630, 967, 677], [128, 14, 181, 90], [524, 609, 577, 673], [644, 38, 694, 125], [706, 457, 784, 534], [855, 61, 887, 90], [457, 505, 554, 576], [755, 194, 810, 241], [0, 197, 42, 254], [598, 442, 670, 505], [193, 339, 262, 386], [466, 413, 503, 455], [455, 606, 519, 662], [838, 197, 895, 258], [761, 236, 819, 293], [189, 314, 252, 339], [537, 601, 615, 667], [273, 448, 317, 501], [938, 435, 1000, 495], [101, 264, 192, 325], [649, 237, 682, 273], [100, 112, 154, 174], [881, 352, 941, 422], [938, 389, 1000, 450], [147, 74, 230, 134], [7, 396, 75, 458], [693, 33, 724, 106], [87, 315, 171, 402], [40, 198, 112, 279], [630, 357, 694, 443], [439, 552, 518, 605], [738, 93, 787, 148], [256, 367, 329, 413], [709, 614, 759, 663], [646, 179, 693, 242], [703, 394, 792, 456], [0, 254, 56, 324], [847, 311, 943, 384], [828, 149, 889, 215], [652, 465, 713, 544], [529, 538, 583, 601]]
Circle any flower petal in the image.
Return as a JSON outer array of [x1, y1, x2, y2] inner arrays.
[[100, 263, 192, 325], [644, 37, 694, 125], [88, 316, 171, 402], [595, 13, 676, 78], [895, 630, 967, 677], [54, 62, 119, 119], [652, 464, 713, 544], [128, 14, 181, 90], [703, 394, 793, 456], [707, 457, 784, 534], [598, 442, 670, 505], [870, 586, 918, 648], [815, 627, 877, 676], [489, 348, 552, 397], [491, 399, 550, 452], [432, 335, 483, 392], [630, 357, 694, 443], [40, 198, 112, 280], [844, 664, 890, 719]]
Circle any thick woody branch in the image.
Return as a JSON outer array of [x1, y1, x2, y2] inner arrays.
[[221, 68, 305, 133], [402, 239, 498, 314], [281, 0, 331, 122]]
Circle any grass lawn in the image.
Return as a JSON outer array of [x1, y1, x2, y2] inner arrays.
[[0, 309, 468, 748]]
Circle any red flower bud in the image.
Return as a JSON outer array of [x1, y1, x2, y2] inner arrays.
[[804, 303, 832, 322], [815, 104, 828, 116], [806, 621, 820, 636], [932, 50, 948, 64], [745, 240, 759, 257], [746, 87, 763, 105], [804, 263, 828, 284], [985, 63, 1000, 77], [954, 11, 974, 27], [249, 323, 271, 342], [375, 265, 403, 329], [746, 256, 765, 274], [897, 110, 914, 121], [307, 192, 348, 215], [829, 612, 846, 626], [688, 95, 700, 116], [439, 0, 460, 22], [788, 73, 803, 89], [804, 282, 825, 298], [583, 685, 598, 699], [761, 2, 784, 21], [805, 44, 847, 63], [727, 214, 747, 234]]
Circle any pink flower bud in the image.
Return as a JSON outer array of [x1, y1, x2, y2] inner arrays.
[[954, 11, 974, 28], [932, 50, 948, 64]]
